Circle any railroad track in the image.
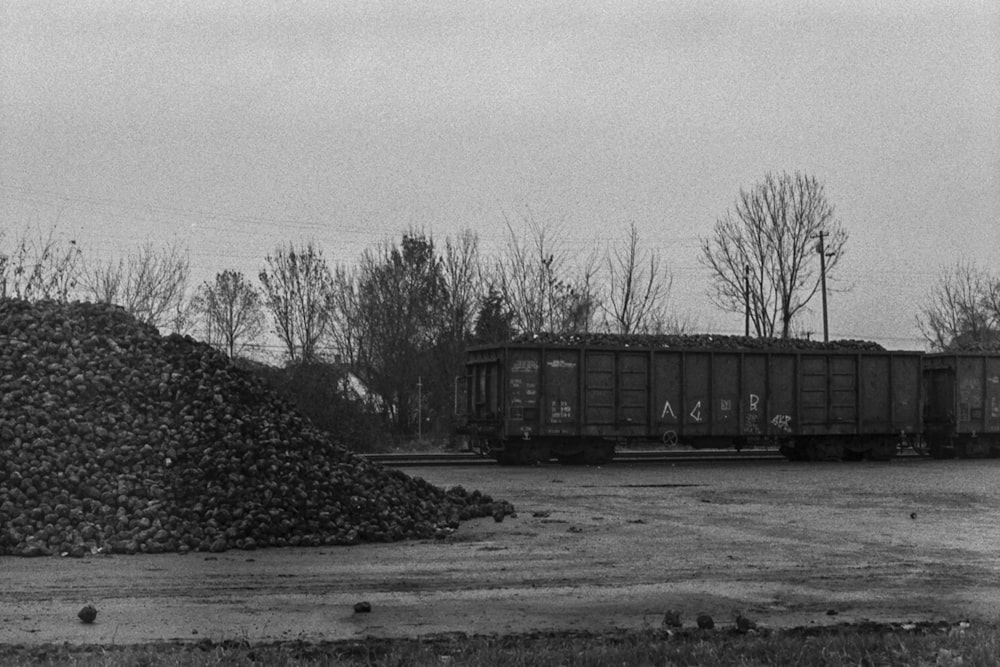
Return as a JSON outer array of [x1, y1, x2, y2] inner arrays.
[[362, 449, 787, 467]]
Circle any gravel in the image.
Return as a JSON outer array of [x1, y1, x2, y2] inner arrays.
[[0, 299, 513, 557]]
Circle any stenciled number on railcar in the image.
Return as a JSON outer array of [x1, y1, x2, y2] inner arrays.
[[551, 400, 572, 420]]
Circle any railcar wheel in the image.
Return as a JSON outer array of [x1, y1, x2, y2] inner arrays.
[[909, 435, 930, 457], [471, 437, 491, 457]]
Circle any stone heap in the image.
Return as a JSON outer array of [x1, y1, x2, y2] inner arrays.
[[0, 299, 511, 557]]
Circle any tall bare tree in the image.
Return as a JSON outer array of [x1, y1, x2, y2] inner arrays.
[[82, 241, 190, 331], [258, 241, 335, 365], [701, 172, 847, 338], [603, 222, 675, 334], [495, 211, 600, 334], [918, 262, 1000, 350], [194, 270, 266, 359], [0, 225, 83, 302], [441, 229, 483, 341]]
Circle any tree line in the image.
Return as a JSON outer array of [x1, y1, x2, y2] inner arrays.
[[2, 171, 994, 443]]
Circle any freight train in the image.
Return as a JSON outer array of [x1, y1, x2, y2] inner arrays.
[[454, 334, 1000, 464]]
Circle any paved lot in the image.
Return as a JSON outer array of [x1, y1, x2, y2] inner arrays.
[[3, 457, 1000, 644]]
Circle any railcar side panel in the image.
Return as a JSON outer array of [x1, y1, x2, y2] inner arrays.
[[891, 354, 923, 431], [653, 353, 683, 439], [741, 354, 769, 437], [860, 355, 890, 432], [508, 349, 541, 435], [923, 358, 953, 440], [711, 353, 740, 435], [988, 357, 1000, 433], [542, 349, 579, 435], [583, 351, 614, 428], [683, 352, 712, 437], [799, 355, 830, 430], [956, 355, 1000, 434], [830, 356, 859, 431], [925, 353, 1000, 430], [463, 350, 501, 423], [617, 353, 649, 435], [766, 355, 797, 437]]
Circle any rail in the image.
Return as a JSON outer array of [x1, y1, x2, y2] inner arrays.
[[360, 449, 787, 467]]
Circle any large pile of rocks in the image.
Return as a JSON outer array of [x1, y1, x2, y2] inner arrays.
[[0, 300, 512, 557], [509, 332, 886, 352]]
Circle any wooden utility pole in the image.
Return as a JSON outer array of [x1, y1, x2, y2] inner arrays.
[[744, 264, 751, 337], [817, 232, 829, 343]]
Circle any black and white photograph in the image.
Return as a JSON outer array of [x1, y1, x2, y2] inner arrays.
[[2, 1, 998, 664]]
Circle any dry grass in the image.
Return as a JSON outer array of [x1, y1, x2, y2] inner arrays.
[[1, 621, 996, 666]]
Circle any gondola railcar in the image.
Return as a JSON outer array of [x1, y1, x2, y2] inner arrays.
[[923, 352, 1000, 458], [456, 334, 925, 464]]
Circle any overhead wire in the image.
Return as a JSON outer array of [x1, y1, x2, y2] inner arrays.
[[0, 181, 946, 347]]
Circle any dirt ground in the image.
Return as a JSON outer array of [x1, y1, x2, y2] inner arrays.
[[3, 457, 1000, 645]]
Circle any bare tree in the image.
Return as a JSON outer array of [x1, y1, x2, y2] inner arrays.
[[495, 210, 600, 334], [258, 241, 335, 365], [0, 225, 83, 301], [194, 270, 266, 359], [329, 263, 362, 365], [82, 241, 190, 330], [918, 262, 1000, 350], [603, 222, 675, 334], [700, 172, 847, 338], [441, 229, 483, 340]]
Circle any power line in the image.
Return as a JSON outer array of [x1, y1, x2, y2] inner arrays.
[[0, 181, 955, 285]]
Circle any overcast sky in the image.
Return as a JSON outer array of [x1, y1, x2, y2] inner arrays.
[[2, 0, 998, 350]]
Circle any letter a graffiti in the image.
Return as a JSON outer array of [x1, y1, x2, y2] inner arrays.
[[661, 400, 676, 419]]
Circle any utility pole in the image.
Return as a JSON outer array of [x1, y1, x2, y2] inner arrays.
[[817, 232, 829, 343], [417, 376, 422, 443], [744, 264, 751, 337]]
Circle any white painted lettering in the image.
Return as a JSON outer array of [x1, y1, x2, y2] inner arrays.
[[770, 414, 792, 432]]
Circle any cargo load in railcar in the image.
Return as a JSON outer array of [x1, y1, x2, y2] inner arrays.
[[455, 333, 924, 464]]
